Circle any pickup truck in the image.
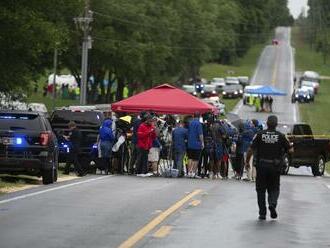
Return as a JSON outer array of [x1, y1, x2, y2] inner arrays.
[[50, 109, 105, 168], [278, 123, 330, 176]]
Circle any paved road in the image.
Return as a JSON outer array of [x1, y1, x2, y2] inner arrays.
[[1, 27, 330, 248], [235, 27, 299, 124]]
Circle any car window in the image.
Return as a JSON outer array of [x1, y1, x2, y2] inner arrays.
[[0, 113, 42, 130], [51, 111, 103, 126], [293, 125, 312, 136]]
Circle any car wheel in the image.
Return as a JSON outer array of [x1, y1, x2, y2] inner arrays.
[[281, 154, 290, 175], [54, 154, 58, 182], [312, 156, 325, 176]]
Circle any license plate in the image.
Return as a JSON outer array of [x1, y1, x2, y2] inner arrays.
[[0, 137, 13, 145]]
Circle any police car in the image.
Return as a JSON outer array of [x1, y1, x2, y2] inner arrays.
[[0, 111, 58, 184]]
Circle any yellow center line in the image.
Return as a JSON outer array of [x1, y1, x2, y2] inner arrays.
[[153, 225, 173, 238], [118, 189, 202, 248]]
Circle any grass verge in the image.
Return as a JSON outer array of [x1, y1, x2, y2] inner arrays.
[[27, 92, 79, 111], [292, 26, 330, 134], [0, 169, 77, 195], [291, 27, 330, 76], [200, 44, 265, 112]]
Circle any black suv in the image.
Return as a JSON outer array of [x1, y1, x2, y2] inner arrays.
[[0, 111, 58, 184], [50, 109, 104, 167]]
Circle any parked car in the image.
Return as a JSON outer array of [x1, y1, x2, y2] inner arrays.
[[300, 80, 320, 94], [238, 76, 250, 87], [0, 111, 58, 184], [222, 85, 243, 99], [28, 103, 49, 118], [291, 88, 312, 103], [50, 109, 104, 167], [225, 77, 240, 85], [182, 85, 197, 96], [277, 123, 330, 176], [210, 78, 226, 92], [299, 86, 315, 102], [301, 71, 320, 84], [200, 84, 218, 98], [202, 98, 225, 115]]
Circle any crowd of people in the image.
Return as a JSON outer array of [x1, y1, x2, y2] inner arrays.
[[253, 95, 274, 113], [88, 110, 264, 180]]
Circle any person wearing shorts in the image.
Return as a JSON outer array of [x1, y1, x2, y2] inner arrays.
[[187, 114, 204, 178]]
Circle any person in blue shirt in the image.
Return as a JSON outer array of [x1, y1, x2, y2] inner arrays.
[[99, 119, 115, 174], [172, 121, 188, 177], [187, 113, 204, 178]]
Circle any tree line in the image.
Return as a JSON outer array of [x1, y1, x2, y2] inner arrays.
[[296, 0, 330, 64], [0, 0, 293, 102]]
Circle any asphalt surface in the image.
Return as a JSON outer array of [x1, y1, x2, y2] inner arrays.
[[235, 27, 299, 124], [1, 27, 330, 248]]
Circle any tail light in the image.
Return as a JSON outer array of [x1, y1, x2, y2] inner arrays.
[[40, 132, 51, 146]]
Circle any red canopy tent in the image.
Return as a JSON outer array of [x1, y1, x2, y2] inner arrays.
[[111, 84, 216, 114]]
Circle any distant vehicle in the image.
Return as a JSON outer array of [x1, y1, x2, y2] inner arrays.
[[272, 39, 279, 45], [301, 71, 320, 84], [28, 103, 49, 118], [292, 88, 312, 103], [300, 86, 315, 102], [202, 98, 225, 115], [238, 76, 250, 87], [50, 109, 104, 167], [243, 85, 262, 105], [277, 123, 330, 176], [182, 85, 197, 96], [225, 77, 240, 86], [210, 78, 226, 92], [301, 80, 319, 94], [222, 85, 243, 99], [0, 111, 58, 184], [194, 83, 205, 93], [200, 84, 218, 98]]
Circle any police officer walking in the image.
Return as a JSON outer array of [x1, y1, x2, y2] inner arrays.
[[245, 115, 292, 220]]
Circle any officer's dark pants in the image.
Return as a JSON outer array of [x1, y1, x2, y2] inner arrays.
[[136, 148, 149, 174], [256, 164, 280, 216], [129, 144, 138, 174], [65, 151, 84, 176]]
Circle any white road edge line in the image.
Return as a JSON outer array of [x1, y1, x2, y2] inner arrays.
[[0, 176, 106, 205], [288, 27, 298, 123]]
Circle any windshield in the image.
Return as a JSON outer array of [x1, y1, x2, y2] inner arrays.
[[301, 81, 314, 87], [0, 113, 42, 130], [51, 111, 103, 126]]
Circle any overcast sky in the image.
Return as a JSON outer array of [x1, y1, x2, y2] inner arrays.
[[288, 0, 309, 18]]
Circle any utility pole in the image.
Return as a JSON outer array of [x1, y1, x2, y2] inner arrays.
[[52, 48, 58, 111], [74, 0, 93, 105]]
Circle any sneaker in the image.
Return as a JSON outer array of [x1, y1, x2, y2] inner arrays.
[[194, 175, 201, 179], [258, 215, 266, 220], [269, 206, 278, 219]]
